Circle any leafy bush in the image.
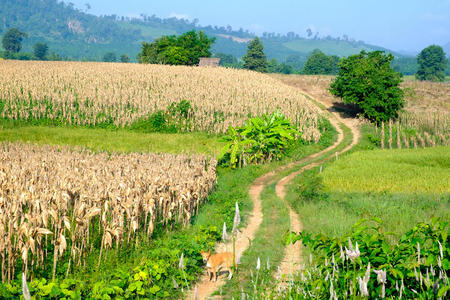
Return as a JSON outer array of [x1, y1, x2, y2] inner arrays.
[[330, 51, 405, 123], [239, 218, 448, 299], [296, 171, 328, 202], [130, 99, 193, 133], [302, 49, 339, 75], [286, 218, 449, 298], [0, 226, 221, 299], [219, 110, 298, 168]]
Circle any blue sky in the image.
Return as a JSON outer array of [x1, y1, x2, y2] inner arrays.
[[68, 0, 450, 53]]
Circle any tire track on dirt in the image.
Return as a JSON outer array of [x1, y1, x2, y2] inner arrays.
[[275, 91, 360, 280], [191, 90, 359, 299]]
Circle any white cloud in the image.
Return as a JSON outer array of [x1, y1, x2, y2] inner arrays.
[[169, 12, 191, 21]]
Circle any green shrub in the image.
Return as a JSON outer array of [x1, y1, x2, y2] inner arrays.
[[289, 218, 449, 298], [297, 171, 328, 202], [219, 109, 298, 168], [240, 218, 449, 298], [129, 99, 193, 133]]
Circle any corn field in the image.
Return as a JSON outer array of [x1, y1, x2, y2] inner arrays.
[[0, 61, 321, 141], [376, 117, 449, 150], [0, 142, 217, 282]]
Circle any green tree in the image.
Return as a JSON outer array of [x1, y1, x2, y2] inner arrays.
[[242, 37, 268, 73], [103, 52, 116, 62], [138, 31, 215, 66], [33, 42, 48, 60], [302, 49, 338, 74], [330, 51, 404, 123], [416, 45, 447, 82], [214, 53, 238, 66], [2, 28, 27, 53], [120, 54, 130, 63], [267, 58, 294, 74]]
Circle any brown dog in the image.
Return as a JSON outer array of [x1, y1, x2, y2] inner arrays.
[[200, 250, 235, 282]]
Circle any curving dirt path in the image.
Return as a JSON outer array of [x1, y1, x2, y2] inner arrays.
[[191, 170, 275, 300], [191, 89, 360, 300], [276, 90, 360, 279]]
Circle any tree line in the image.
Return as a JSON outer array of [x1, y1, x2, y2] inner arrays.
[[2, 26, 448, 82], [0, 27, 132, 62]]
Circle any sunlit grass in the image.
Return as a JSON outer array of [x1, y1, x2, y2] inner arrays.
[[322, 146, 450, 194], [0, 125, 225, 156]]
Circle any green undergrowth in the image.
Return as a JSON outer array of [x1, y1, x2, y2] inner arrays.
[[0, 164, 266, 299], [220, 184, 290, 297], [0, 117, 337, 299], [213, 119, 339, 297], [0, 125, 224, 156], [0, 98, 196, 133], [286, 133, 450, 245], [245, 218, 449, 299]]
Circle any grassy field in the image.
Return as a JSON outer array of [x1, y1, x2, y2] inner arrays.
[[286, 146, 449, 241], [323, 147, 450, 194], [0, 125, 224, 156]]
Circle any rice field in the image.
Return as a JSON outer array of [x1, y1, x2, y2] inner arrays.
[[0, 142, 217, 282], [322, 147, 450, 194], [0, 61, 321, 141]]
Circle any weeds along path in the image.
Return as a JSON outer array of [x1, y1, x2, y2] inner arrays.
[[191, 171, 270, 300], [275, 91, 360, 279], [192, 91, 359, 300]]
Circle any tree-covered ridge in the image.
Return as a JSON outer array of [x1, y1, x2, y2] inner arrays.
[[0, 0, 411, 63]]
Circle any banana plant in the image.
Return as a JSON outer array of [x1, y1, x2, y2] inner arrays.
[[219, 110, 299, 168], [218, 126, 256, 168]]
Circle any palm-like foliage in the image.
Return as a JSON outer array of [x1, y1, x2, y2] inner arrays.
[[219, 110, 299, 168]]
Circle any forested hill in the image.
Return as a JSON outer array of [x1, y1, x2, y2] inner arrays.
[[1, 0, 403, 62]]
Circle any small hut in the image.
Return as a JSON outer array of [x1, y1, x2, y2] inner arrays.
[[198, 57, 220, 67]]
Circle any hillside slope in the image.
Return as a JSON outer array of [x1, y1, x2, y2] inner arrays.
[[0, 0, 404, 61]]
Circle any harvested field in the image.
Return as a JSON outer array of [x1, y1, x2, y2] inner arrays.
[[0, 142, 217, 281]]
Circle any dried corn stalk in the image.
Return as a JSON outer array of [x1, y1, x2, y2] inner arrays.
[[0, 61, 321, 142], [0, 142, 217, 282]]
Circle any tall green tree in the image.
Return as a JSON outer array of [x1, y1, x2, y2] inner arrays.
[[214, 53, 238, 67], [302, 49, 339, 74], [330, 51, 404, 123], [242, 37, 268, 73], [416, 45, 447, 82], [138, 31, 215, 66], [2, 28, 27, 53], [103, 52, 116, 62], [33, 42, 48, 60], [120, 54, 130, 63]]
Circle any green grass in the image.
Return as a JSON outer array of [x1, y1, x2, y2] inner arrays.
[[287, 168, 449, 241], [221, 183, 290, 297], [285, 128, 450, 245], [0, 126, 224, 156], [322, 146, 450, 194]]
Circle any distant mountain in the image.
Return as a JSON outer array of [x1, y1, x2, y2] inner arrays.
[[0, 0, 404, 62]]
